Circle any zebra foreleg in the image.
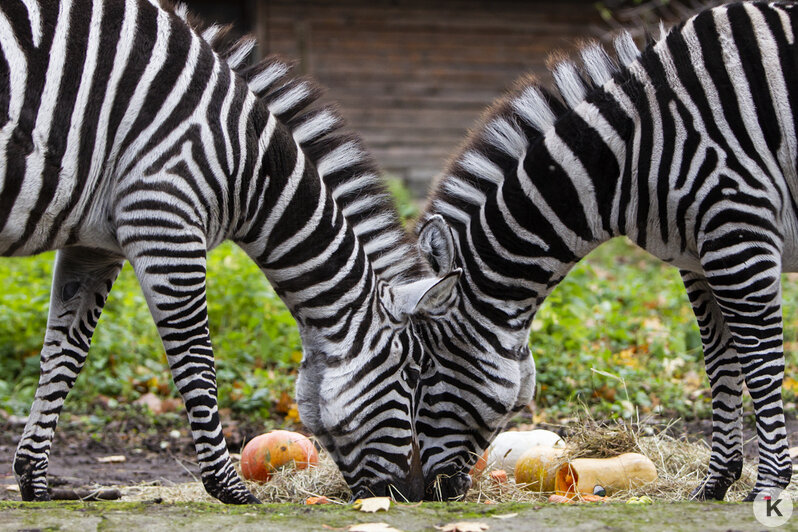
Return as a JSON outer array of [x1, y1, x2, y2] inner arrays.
[[681, 270, 744, 500], [13, 248, 124, 501], [125, 239, 259, 505], [703, 258, 792, 501]]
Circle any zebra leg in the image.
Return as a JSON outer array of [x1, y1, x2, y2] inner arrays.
[[123, 237, 259, 505], [702, 256, 792, 501], [13, 248, 124, 501], [681, 270, 744, 500]]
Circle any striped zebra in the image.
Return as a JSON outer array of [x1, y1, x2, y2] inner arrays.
[[1, 0, 458, 503], [413, 1, 795, 500]]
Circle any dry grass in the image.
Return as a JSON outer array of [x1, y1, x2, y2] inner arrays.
[[120, 417, 797, 504], [121, 453, 350, 504], [555, 415, 754, 502]]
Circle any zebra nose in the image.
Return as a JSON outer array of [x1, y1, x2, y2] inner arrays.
[[396, 438, 426, 501], [390, 473, 426, 502], [424, 470, 472, 501]]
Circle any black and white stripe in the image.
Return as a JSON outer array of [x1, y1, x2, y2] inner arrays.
[[415, 1, 795, 500], [2, 0, 457, 503]]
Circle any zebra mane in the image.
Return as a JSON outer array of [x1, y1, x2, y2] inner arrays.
[[525, 31, 644, 130], [427, 30, 646, 214], [159, 1, 423, 282]]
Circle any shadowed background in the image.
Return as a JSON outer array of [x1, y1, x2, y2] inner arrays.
[[185, 0, 610, 196]]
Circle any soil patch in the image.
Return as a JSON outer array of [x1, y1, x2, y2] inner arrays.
[[0, 413, 796, 502], [0, 410, 270, 500]]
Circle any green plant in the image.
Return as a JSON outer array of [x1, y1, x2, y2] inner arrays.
[[1, 236, 795, 424]]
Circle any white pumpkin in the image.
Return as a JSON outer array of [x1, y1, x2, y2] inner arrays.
[[486, 429, 565, 473]]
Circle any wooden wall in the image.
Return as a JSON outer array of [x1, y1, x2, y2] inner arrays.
[[187, 1, 606, 197]]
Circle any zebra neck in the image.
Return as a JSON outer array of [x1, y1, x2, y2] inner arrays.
[[234, 110, 377, 324], [421, 86, 643, 331], [522, 105, 629, 252]]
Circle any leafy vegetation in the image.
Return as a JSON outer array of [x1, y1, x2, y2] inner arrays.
[[531, 239, 797, 422], [1, 185, 796, 426], [0, 243, 301, 422]]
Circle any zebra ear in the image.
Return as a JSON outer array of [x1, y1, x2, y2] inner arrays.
[[417, 215, 455, 276], [387, 269, 461, 318]]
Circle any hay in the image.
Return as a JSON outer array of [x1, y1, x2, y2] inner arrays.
[[120, 418, 797, 504], [555, 415, 757, 502], [120, 452, 349, 504], [247, 455, 350, 503]]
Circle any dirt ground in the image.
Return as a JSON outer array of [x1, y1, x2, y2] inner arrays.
[[0, 500, 789, 532], [0, 412, 225, 499], [0, 414, 796, 502]]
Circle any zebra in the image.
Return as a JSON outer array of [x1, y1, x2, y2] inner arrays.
[[1, 0, 458, 503], [412, 1, 796, 501]]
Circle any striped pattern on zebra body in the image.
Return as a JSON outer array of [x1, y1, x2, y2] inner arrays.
[[414, 1, 796, 501], [1, 0, 458, 503]]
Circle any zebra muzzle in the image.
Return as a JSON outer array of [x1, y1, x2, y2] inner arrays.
[[424, 469, 473, 501], [395, 438, 426, 501]]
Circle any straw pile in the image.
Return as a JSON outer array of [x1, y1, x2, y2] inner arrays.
[[121, 454, 351, 504], [120, 417, 796, 504]]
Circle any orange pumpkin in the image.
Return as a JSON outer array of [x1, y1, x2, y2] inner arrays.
[[240, 430, 319, 482], [469, 449, 490, 477]]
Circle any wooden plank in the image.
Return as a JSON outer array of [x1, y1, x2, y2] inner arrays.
[[250, 0, 604, 196]]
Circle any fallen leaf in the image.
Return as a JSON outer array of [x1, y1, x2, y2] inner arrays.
[[96, 455, 126, 463], [789, 447, 798, 459], [348, 523, 403, 532], [398, 501, 423, 508], [5, 485, 19, 492], [579, 494, 609, 503], [160, 397, 182, 413], [352, 497, 391, 513], [434, 522, 489, 532], [286, 403, 301, 423], [134, 392, 163, 414], [548, 494, 575, 504], [275, 391, 294, 414], [306, 496, 332, 505], [491, 513, 518, 519]]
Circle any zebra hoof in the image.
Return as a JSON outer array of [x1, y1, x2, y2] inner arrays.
[[238, 492, 262, 505], [690, 460, 742, 501], [19, 486, 52, 502], [744, 472, 793, 502], [689, 483, 726, 501], [689, 475, 737, 501], [13, 457, 50, 502], [211, 485, 261, 504], [211, 487, 261, 504], [203, 478, 261, 504], [744, 487, 786, 503]]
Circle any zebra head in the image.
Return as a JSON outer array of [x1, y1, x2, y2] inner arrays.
[[411, 215, 537, 500], [294, 266, 461, 501]]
